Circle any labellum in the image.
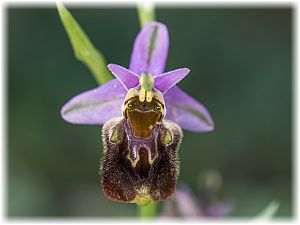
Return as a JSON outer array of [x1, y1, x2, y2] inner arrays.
[[101, 73, 183, 206]]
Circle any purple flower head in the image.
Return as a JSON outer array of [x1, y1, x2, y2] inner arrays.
[[61, 21, 214, 132], [61, 21, 214, 206]]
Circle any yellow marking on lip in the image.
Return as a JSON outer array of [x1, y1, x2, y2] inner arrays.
[[126, 149, 140, 168], [110, 129, 120, 143], [164, 130, 172, 145], [148, 150, 158, 165], [126, 148, 158, 167]]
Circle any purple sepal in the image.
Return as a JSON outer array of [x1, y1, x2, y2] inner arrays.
[[164, 86, 214, 132], [61, 79, 126, 125], [129, 22, 169, 76]]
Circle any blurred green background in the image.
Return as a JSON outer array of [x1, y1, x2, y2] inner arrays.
[[8, 5, 292, 217]]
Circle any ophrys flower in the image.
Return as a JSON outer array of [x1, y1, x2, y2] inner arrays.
[[61, 22, 214, 206]]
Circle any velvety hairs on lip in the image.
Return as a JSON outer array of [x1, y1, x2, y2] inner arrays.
[[61, 21, 214, 206]]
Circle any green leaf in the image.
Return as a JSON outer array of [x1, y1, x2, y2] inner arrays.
[[57, 2, 112, 85], [137, 2, 155, 27], [253, 200, 280, 220]]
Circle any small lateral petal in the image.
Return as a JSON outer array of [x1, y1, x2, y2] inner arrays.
[[164, 86, 215, 132], [107, 64, 140, 90], [61, 79, 126, 125], [154, 68, 190, 94], [129, 21, 169, 76]]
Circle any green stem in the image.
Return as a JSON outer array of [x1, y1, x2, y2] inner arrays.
[[136, 2, 157, 219], [137, 3, 155, 27], [138, 203, 157, 219]]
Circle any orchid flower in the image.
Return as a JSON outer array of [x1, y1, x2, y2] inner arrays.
[[61, 21, 214, 206]]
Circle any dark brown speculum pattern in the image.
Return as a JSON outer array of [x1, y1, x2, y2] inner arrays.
[[100, 96, 182, 206]]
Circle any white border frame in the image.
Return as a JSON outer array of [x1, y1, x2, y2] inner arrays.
[[0, 0, 297, 224]]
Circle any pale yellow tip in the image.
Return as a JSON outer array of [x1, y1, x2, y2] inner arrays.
[[139, 90, 146, 102], [146, 91, 153, 102], [134, 195, 153, 207]]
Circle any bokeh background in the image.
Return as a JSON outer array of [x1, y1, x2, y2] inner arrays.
[[8, 5, 292, 217]]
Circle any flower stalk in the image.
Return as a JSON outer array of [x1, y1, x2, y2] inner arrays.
[[137, 2, 156, 27], [139, 202, 157, 219]]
